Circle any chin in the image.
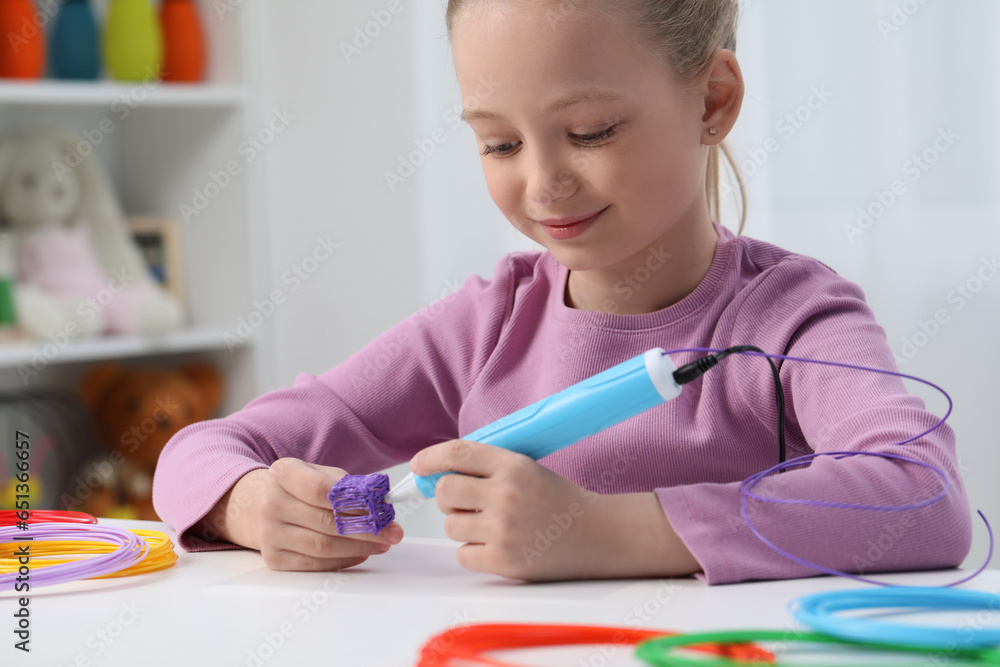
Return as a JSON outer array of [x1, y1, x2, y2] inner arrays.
[[544, 246, 608, 272], [514, 224, 618, 272]]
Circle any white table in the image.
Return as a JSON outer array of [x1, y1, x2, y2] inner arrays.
[[3, 518, 998, 666]]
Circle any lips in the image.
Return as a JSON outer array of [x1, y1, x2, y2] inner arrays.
[[537, 206, 608, 241], [537, 207, 608, 227]]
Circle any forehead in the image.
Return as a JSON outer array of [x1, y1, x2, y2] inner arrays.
[[451, 2, 677, 117]]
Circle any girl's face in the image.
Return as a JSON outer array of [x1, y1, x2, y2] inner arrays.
[[451, 1, 711, 273]]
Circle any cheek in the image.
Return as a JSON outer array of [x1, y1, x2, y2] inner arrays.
[[483, 163, 522, 216], [575, 143, 646, 210], [612, 131, 703, 205]]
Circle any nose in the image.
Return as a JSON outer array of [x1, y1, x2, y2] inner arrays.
[[525, 147, 577, 216]]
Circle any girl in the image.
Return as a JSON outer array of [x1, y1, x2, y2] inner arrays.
[[152, 0, 972, 585]]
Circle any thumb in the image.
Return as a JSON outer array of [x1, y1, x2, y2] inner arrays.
[[302, 460, 350, 483], [270, 457, 348, 510]]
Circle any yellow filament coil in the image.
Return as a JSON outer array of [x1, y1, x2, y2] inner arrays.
[[0, 529, 177, 578]]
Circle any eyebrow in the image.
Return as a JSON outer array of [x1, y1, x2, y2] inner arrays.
[[460, 87, 626, 123]]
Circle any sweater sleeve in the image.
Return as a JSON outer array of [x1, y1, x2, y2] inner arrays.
[[657, 258, 973, 584], [152, 255, 517, 552]]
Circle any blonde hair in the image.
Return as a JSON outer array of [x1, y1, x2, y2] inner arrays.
[[446, 0, 747, 234]]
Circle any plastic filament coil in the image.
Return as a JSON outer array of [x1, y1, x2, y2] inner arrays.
[[789, 587, 1000, 650], [635, 629, 1000, 667], [416, 623, 775, 667], [0, 523, 177, 589]]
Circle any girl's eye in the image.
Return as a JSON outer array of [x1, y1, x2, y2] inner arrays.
[[572, 125, 618, 144], [481, 141, 520, 157], [480, 125, 619, 158]]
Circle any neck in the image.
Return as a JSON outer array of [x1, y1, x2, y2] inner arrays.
[[565, 216, 720, 315]]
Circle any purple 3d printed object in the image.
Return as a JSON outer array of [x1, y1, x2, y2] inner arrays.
[[327, 473, 395, 535]]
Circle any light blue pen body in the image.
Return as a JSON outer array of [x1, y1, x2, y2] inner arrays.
[[384, 348, 682, 505]]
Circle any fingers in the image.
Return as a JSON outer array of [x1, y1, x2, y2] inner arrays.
[[263, 467, 404, 541], [243, 460, 408, 573], [443, 511, 488, 545], [255, 461, 404, 574], [455, 543, 491, 574], [434, 472, 482, 512], [270, 522, 392, 560], [411, 439, 524, 478], [436, 475, 490, 546], [282, 497, 402, 544], [261, 548, 371, 572], [359, 520, 404, 546], [270, 457, 348, 510], [270, 459, 404, 542]]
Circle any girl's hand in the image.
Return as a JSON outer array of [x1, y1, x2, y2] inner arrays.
[[195, 458, 404, 571], [411, 440, 701, 581]]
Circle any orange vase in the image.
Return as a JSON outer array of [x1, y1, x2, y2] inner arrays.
[[0, 0, 46, 78], [160, 0, 206, 82]]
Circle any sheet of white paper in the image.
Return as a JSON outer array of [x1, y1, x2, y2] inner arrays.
[[204, 537, 629, 602]]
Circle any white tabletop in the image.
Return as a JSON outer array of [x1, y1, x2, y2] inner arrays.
[[3, 518, 999, 666]]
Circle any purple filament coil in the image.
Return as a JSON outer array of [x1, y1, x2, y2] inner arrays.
[[0, 523, 148, 590], [327, 473, 395, 535]]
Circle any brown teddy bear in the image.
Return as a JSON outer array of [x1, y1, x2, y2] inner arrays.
[[75, 361, 222, 521]]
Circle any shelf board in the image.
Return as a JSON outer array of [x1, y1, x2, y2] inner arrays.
[[0, 327, 249, 368], [0, 80, 245, 109]]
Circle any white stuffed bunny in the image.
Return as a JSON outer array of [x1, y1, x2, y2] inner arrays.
[[0, 131, 183, 340]]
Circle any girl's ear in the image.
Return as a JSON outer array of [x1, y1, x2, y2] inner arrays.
[[701, 49, 745, 145]]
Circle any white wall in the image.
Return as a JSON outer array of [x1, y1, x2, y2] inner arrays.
[[255, 2, 424, 383], [259, 1, 1000, 565]]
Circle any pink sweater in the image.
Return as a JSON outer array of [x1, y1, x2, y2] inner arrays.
[[152, 221, 972, 585]]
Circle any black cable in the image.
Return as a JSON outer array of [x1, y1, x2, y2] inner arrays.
[[672, 345, 787, 467]]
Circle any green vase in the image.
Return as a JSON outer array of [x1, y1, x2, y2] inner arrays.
[[0, 277, 15, 327], [104, 0, 162, 81]]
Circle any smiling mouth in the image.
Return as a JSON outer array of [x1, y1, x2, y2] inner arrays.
[[536, 206, 608, 240], [536, 206, 608, 227]]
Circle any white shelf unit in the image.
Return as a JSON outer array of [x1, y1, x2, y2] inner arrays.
[[0, 2, 273, 417], [0, 327, 247, 368], [0, 79, 246, 108]]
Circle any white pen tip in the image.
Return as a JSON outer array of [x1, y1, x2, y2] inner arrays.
[[385, 472, 423, 505]]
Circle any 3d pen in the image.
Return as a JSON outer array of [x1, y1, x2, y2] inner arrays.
[[384, 348, 683, 505]]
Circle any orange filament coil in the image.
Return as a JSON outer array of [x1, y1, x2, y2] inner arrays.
[[416, 623, 775, 667], [0, 529, 178, 578]]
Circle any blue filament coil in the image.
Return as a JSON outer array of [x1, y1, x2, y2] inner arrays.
[[790, 587, 1000, 649]]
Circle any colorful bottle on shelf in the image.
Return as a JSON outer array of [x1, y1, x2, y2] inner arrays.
[[161, 0, 206, 83], [0, 238, 22, 342], [0, 0, 47, 79], [51, 0, 100, 80], [104, 0, 162, 82]]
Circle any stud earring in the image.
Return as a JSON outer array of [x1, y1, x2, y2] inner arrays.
[[708, 127, 718, 136]]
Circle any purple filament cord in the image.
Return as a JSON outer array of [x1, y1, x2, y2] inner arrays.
[[0, 523, 148, 590], [664, 346, 995, 587], [328, 473, 395, 535]]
